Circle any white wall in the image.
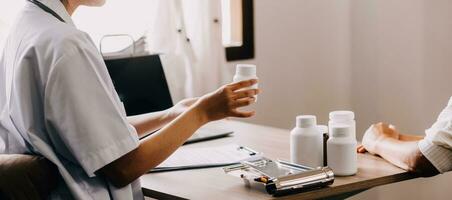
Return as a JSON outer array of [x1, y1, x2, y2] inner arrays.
[[235, 0, 352, 128], [349, 0, 452, 199], [350, 0, 425, 135], [245, 0, 451, 199]]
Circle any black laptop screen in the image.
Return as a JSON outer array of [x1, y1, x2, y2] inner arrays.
[[104, 55, 174, 116]]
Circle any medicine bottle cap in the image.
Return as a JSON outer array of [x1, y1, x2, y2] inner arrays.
[[329, 111, 355, 121], [236, 64, 256, 77], [331, 125, 351, 137], [296, 115, 317, 128]]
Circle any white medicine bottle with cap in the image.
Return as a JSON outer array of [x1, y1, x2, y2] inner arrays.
[[328, 111, 356, 139], [327, 125, 357, 176], [290, 115, 323, 168], [233, 64, 258, 101]]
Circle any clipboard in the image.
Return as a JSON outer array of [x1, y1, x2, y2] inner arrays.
[[149, 145, 262, 173]]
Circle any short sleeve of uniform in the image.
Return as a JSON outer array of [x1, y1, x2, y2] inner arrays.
[[418, 97, 452, 173], [44, 33, 139, 177]]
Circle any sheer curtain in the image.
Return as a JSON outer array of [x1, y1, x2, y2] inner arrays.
[[145, 0, 228, 98]]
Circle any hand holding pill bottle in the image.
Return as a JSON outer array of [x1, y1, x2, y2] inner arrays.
[[233, 64, 258, 102]]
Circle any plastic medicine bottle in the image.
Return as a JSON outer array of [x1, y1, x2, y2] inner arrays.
[[327, 125, 357, 176], [233, 64, 258, 101], [290, 115, 323, 168], [328, 111, 356, 139]]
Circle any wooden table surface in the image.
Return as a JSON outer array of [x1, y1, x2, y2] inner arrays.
[[141, 120, 416, 200]]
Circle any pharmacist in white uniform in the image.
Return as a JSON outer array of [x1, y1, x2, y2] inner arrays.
[[0, 0, 259, 199], [358, 97, 452, 176]]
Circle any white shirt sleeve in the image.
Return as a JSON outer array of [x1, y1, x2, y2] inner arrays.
[[44, 33, 139, 177], [418, 97, 452, 173]]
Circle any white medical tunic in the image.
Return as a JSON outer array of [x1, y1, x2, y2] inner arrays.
[[0, 0, 143, 199]]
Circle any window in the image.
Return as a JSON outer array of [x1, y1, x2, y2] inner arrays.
[[221, 0, 243, 47], [0, 0, 155, 55], [221, 0, 254, 61], [73, 0, 158, 54]]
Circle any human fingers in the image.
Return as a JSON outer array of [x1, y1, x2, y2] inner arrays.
[[230, 110, 255, 118], [232, 89, 260, 100], [389, 124, 397, 130], [357, 144, 363, 151], [228, 79, 258, 91], [357, 145, 367, 153], [230, 97, 256, 108]]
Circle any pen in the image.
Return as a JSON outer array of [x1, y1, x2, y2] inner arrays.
[[239, 146, 258, 155], [254, 176, 270, 183], [277, 160, 313, 170]]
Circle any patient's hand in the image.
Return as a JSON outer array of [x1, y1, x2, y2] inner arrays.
[[358, 122, 400, 155], [357, 123, 439, 175]]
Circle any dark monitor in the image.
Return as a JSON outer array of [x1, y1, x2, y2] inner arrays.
[[104, 55, 174, 116]]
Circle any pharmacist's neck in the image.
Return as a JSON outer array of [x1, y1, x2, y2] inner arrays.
[[62, 0, 79, 16]]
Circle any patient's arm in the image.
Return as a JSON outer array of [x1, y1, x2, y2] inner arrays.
[[358, 123, 439, 176], [399, 134, 424, 141], [127, 98, 198, 137], [373, 138, 438, 176]]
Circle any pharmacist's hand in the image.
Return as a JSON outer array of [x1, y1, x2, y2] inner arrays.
[[357, 123, 400, 154], [195, 79, 260, 122]]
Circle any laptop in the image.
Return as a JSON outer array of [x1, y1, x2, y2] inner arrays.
[[104, 55, 233, 144]]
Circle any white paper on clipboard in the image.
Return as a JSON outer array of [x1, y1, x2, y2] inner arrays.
[[156, 144, 262, 168]]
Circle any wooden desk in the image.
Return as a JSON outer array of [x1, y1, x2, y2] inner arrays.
[[141, 120, 417, 200]]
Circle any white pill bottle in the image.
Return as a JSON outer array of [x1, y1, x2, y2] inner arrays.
[[327, 125, 357, 176], [290, 115, 324, 168], [328, 111, 356, 139], [233, 64, 258, 101]]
